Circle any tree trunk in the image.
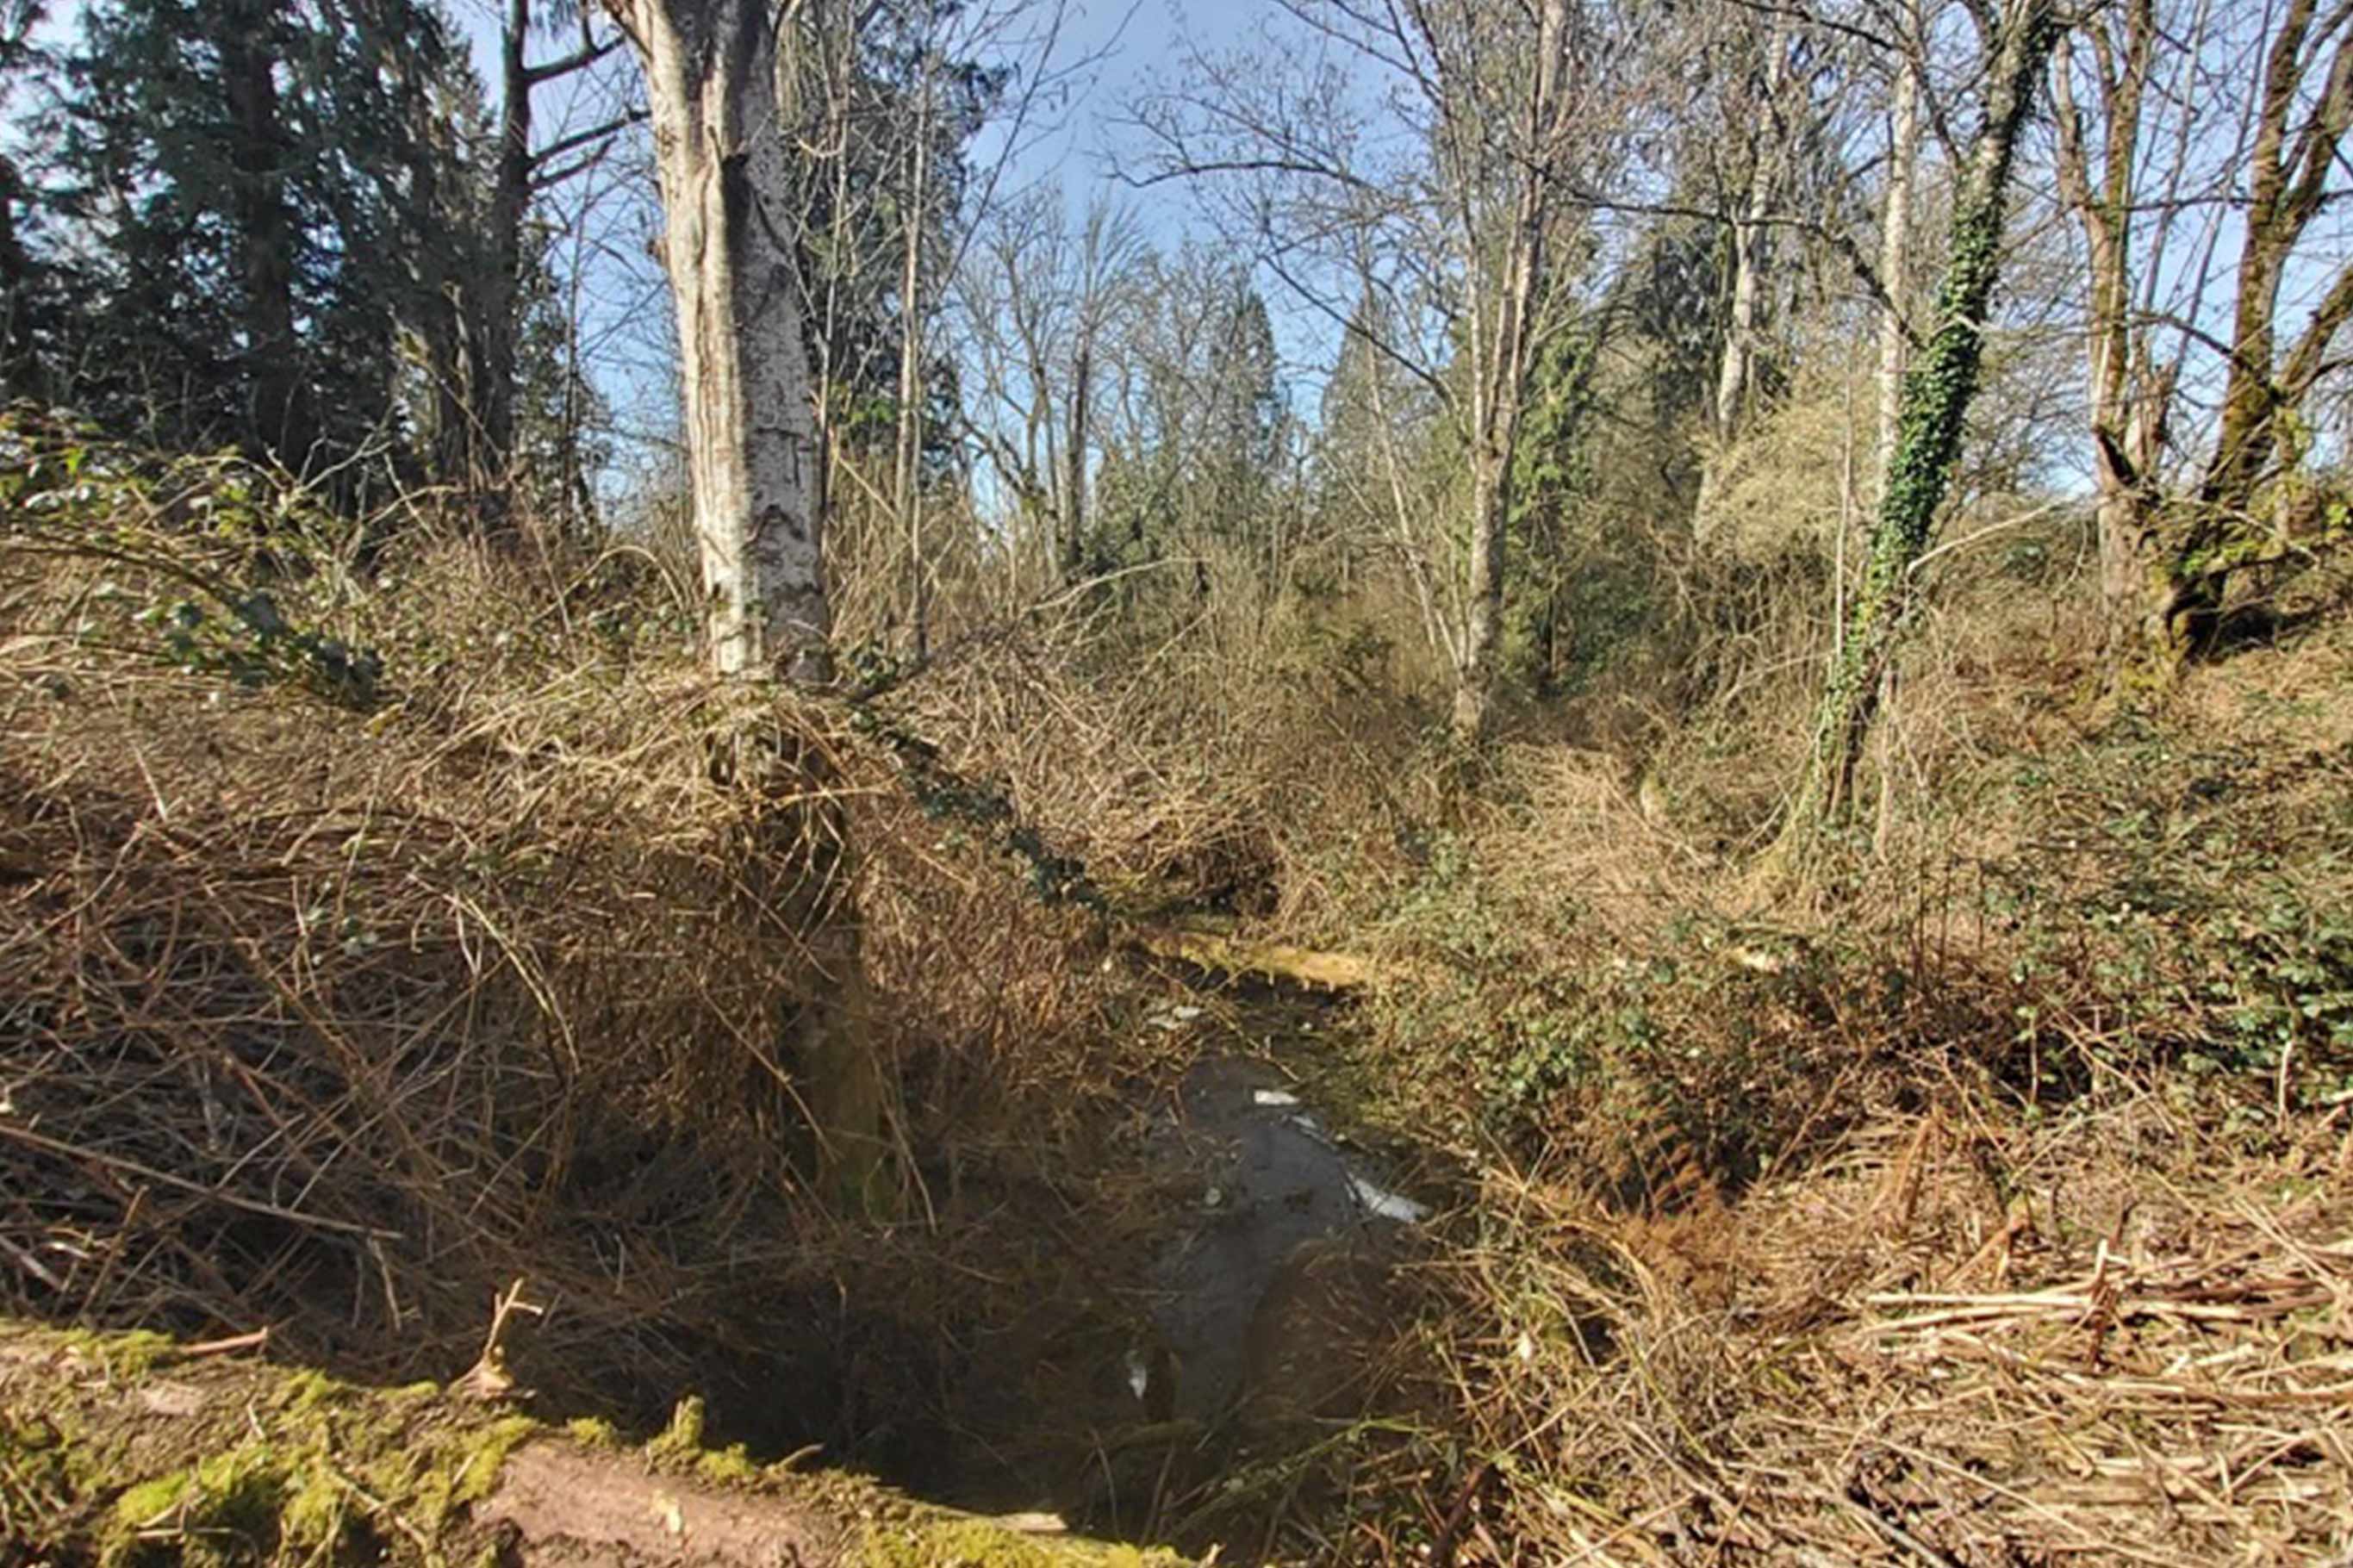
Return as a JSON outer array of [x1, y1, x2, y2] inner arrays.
[[478, 0, 536, 533], [618, 0, 887, 1207], [1452, 441, 1510, 744], [2051, 0, 2177, 670], [1063, 338, 1092, 581], [893, 44, 935, 658], [2155, 0, 2350, 661], [1874, 47, 1916, 479], [627, 0, 830, 683], [219, 8, 309, 470], [0, 152, 37, 400], [1863, 46, 1918, 855], [1781, 0, 2057, 853], [1694, 17, 1790, 541], [1448, 0, 1571, 748]]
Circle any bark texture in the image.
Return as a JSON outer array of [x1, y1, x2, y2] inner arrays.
[[1449, 0, 1573, 746], [2156, 0, 2353, 658], [2051, 0, 2176, 668], [625, 0, 831, 683], [1783, 0, 2058, 849], [219, 4, 309, 469]]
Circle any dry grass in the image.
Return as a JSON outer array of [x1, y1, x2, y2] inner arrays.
[[0, 414, 1182, 1473], [1247, 488, 2353, 1563], [1379, 1088, 2353, 1565], [8, 401, 2352, 1565], [881, 551, 1445, 939]]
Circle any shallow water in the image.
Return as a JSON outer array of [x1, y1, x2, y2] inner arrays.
[[1142, 1055, 1425, 1422]]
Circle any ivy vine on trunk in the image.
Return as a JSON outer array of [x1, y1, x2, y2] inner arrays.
[[1780, 0, 2060, 859]]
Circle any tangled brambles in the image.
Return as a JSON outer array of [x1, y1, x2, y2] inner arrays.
[[0, 414, 1168, 1482]]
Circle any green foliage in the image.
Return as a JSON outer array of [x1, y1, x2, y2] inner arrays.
[[800, 0, 1009, 474], [50, 0, 484, 485], [1086, 255, 1293, 601], [2, 413, 383, 706], [1360, 834, 1886, 1190], [1503, 315, 1608, 694], [1986, 727, 2353, 1105], [1785, 0, 2060, 843]]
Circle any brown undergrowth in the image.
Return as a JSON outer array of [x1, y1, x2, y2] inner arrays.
[[1359, 1092, 2353, 1565], [9, 407, 2353, 1565], [0, 414, 1190, 1500], [1205, 513, 2353, 1561]]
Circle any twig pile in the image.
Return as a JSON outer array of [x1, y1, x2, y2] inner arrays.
[[1414, 1096, 2353, 1565], [0, 420, 874, 1401]]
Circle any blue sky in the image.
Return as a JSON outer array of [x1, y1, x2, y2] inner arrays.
[[448, 0, 1233, 216], [439, 0, 1267, 467]]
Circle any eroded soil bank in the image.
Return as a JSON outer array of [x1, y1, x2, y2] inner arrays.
[[0, 968, 1441, 1567], [0, 1321, 1184, 1566]]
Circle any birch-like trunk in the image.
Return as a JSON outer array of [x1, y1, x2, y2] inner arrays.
[[626, 0, 831, 684], [1874, 48, 1917, 476], [1867, 40, 1918, 858], [615, 0, 886, 1209], [1693, 18, 1789, 541]]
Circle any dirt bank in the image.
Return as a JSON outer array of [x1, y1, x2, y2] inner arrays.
[[0, 1322, 1186, 1566]]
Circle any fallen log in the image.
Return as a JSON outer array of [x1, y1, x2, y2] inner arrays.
[[0, 1321, 1181, 1566], [1127, 923, 1396, 992]]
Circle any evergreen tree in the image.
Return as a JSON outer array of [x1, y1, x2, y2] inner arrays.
[[1201, 281, 1282, 544], [1092, 252, 1287, 587], [53, 0, 488, 490], [0, 0, 52, 399]]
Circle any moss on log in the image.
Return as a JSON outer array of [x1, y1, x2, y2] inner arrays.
[[0, 1322, 1184, 1566], [1129, 924, 1394, 992]]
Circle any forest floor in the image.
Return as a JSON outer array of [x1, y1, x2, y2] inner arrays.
[[3, 422, 2351, 1564]]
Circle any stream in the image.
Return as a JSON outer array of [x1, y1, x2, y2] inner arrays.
[[1132, 1001, 1432, 1428]]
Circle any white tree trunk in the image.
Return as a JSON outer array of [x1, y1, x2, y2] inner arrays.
[[1868, 40, 1920, 856], [628, 0, 830, 684], [1693, 17, 1790, 544], [615, 0, 889, 1210], [1876, 48, 1918, 480]]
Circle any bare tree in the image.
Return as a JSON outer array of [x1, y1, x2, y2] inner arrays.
[[2050, 0, 2197, 664], [955, 185, 1142, 588], [2158, 0, 2353, 659], [1873, 4, 1922, 479], [478, 0, 641, 528], [1693, 10, 1798, 534], [606, 0, 829, 682], [1135, 0, 1633, 744], [606, 0, 895, 1212], [2048, 0, 2351, 675]]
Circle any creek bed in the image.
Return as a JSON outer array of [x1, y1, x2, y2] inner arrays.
[[1132, 1003, 1434, 1428]]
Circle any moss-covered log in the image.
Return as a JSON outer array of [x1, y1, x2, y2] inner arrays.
[[0, 1322, 1183, 1567]]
